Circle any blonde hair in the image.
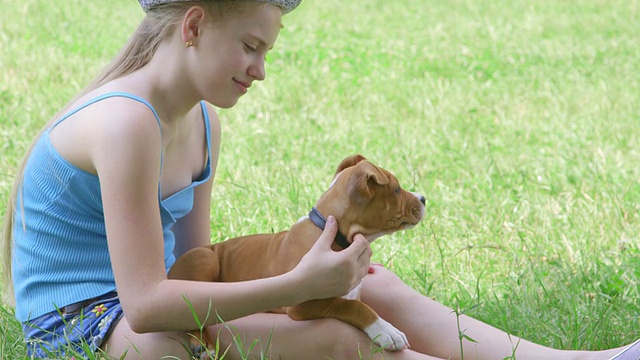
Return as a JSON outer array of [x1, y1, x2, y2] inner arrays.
[[1, 0, 262, 305]]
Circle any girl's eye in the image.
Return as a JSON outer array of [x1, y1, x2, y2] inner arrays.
[[244, 43, 257, 52]]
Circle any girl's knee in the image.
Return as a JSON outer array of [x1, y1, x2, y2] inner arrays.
[[366, 265, 404, 288], [361, 265, 417, 310]]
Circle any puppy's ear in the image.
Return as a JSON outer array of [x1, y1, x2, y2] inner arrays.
[[351, 162, 389, 199], [335, 154, 367, 175]]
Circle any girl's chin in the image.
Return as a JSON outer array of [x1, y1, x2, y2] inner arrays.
[[210, 97, 241, 109]]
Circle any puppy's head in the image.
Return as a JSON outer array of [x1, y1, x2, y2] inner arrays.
[[317, 155, 426, 243]]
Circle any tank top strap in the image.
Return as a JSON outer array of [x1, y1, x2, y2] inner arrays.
[[198, 100, 212, 167]]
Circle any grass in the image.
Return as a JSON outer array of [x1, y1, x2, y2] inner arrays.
[[1, 0, 639, 358]]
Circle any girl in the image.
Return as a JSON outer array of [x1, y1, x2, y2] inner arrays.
[[2, 0, 636, 359]]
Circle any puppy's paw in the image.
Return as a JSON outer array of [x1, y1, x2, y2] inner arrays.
[[364, 318, 409, 351]]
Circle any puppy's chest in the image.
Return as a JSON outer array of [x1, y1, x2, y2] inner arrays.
[[342, 281, 364, 300]]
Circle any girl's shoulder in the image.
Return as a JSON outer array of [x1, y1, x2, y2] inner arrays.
[[49, 91, 164, 176], [67, 91, 161, 123], [66, 91, 164, 144]]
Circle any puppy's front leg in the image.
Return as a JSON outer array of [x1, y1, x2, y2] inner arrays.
[[287, 298, 408, 351]]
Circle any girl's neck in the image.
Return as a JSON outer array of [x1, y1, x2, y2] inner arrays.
[[111, 37, 201, 124]]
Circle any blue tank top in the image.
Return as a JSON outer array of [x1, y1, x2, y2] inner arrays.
[[12, 92, 213, 322]]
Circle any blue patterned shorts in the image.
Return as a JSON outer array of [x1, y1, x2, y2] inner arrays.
[[22, 292, 124, 359]]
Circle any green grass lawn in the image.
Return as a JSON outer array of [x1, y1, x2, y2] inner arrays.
[[2, 0, 639, 359]]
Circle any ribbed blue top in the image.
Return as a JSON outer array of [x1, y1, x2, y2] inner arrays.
[[12, 92, 212, 322]]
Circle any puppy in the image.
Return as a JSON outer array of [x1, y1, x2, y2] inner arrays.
[[169, 154, 426, 351]]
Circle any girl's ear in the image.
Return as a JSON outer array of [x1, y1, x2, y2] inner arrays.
[[181, 6, 206, 45]]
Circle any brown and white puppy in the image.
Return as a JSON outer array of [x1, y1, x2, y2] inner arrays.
[[169, 154, 426, 351]]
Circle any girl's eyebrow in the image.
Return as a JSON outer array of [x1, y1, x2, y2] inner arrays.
[[248, 34, 266, 46], [244, 21, 283, 49]]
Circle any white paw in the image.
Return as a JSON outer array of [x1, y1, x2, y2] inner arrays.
[[364, 318, 409, 351]]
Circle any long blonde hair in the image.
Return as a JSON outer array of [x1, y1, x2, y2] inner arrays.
[[1, 0, 260, 305]]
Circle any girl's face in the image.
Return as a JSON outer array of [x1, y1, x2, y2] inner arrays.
[[193, 3, 283, 108]]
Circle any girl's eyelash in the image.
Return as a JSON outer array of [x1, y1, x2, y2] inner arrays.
[[244, 43, 257, 52]]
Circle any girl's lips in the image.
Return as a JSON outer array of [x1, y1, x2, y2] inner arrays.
[[234, 79, 250, 94]]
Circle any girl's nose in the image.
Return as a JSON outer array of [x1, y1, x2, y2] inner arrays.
[[248, 58, 266, 81]]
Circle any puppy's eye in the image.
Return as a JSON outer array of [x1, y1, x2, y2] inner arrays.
[[394, 187, 401, 195]]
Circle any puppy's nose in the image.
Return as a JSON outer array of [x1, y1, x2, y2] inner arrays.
[[419, 196, 426, 205]]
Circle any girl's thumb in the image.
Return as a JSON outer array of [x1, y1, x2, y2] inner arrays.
[[317, 215, 338, 248]]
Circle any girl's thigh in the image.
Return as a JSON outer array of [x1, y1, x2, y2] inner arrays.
[[209, 312, 385, 360], [100, 315, 190, 359]]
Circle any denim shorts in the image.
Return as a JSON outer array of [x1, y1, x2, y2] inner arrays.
[[22, 292, 124, 359]]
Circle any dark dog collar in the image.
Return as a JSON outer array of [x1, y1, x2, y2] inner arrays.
[[308, 207, 351, 249]]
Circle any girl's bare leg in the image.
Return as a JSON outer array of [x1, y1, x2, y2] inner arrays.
[[209, 313, 443, 360], [102, 312, 440, 359], [361, 266, 625, 360]]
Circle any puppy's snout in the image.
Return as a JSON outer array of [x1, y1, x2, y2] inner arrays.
[[411, 192, 426, 206]]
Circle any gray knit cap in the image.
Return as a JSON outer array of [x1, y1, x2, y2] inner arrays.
[[139, 0, 302, 14]]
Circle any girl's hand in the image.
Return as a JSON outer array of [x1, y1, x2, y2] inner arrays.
[[293, 216, 372, 300]]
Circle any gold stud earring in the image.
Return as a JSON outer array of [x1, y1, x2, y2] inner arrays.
[[185, 39, 194, 48]]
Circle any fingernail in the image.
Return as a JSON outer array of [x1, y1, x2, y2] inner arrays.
[[327, 216, 335, 225]]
